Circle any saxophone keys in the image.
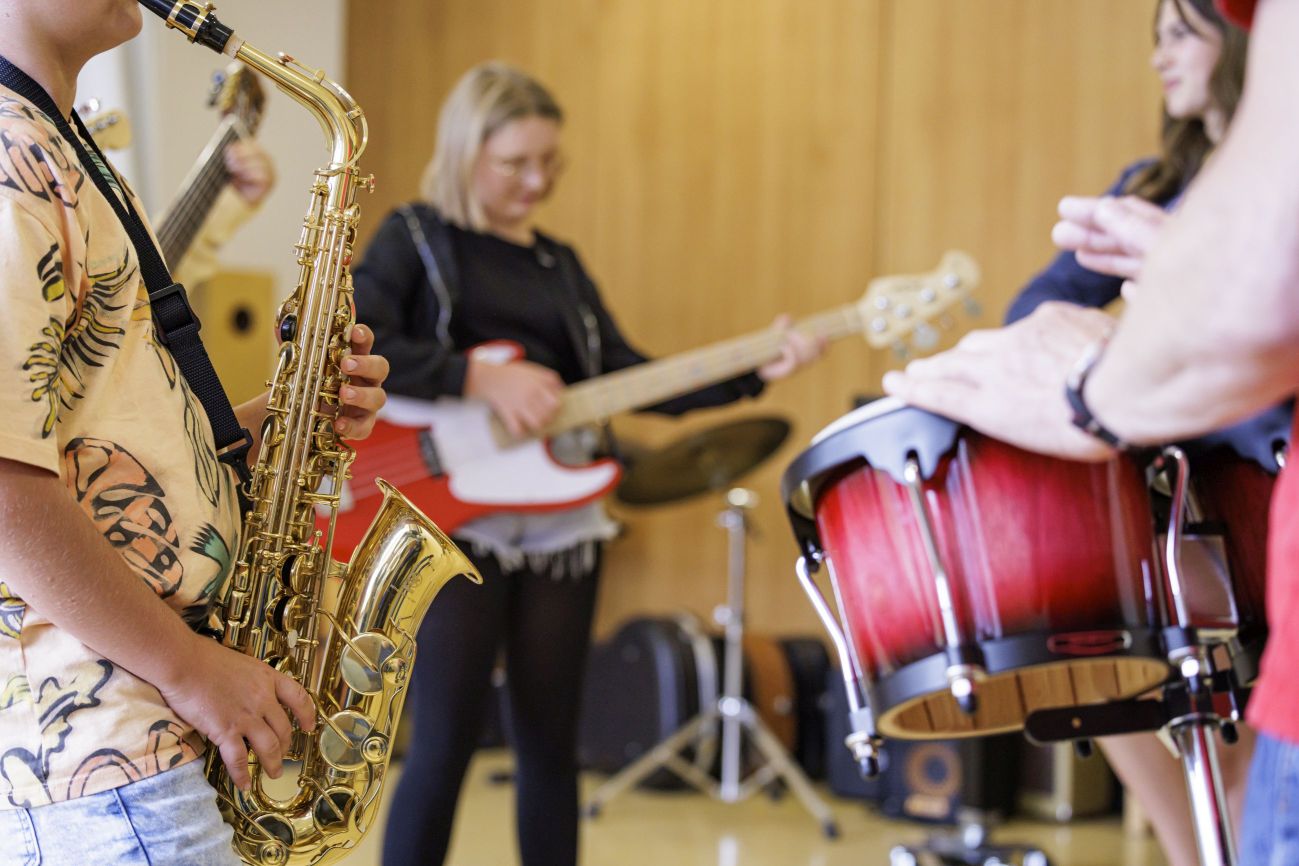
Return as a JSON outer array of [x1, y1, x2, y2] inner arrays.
[[318, 710, 371, 772], [251, 814, 294, 865], [313, 787, 357, 831], [361, 733, 389, 763], [339, 632, 397, 695]]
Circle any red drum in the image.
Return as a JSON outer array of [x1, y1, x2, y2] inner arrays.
[[1164, 418, 1286, 682], [784, 399, 1170, 740], [1189, 453, 1273, 642]]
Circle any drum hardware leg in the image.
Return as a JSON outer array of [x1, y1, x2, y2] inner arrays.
[[795, 555, 883, 777], [902, 457, 985, 715], [585, 492, 839, 838], [1169, 716, 1238, 866], [889, 811, 1054, 866]]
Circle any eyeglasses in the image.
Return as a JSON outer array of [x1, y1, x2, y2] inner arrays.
[[487, 151, 567, 180]]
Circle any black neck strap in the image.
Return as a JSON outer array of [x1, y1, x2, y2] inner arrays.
[[0, 55, 252, 491]]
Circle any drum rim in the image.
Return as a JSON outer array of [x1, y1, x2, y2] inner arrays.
[[781, 404, 961, 553], [863, 628, 1171, 740]]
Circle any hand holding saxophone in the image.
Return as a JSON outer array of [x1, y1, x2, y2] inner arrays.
[[157, 631, 317, 792], [334, 323, 390, 439]]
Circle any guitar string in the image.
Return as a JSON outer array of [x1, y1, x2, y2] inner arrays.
[[158, 126, 240, 265], [344, 295, 955, 499]]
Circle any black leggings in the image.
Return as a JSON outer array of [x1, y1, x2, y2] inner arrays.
[[381, 547, 601, 866]]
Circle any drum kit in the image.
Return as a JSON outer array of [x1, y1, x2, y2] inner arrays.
[[584, 415, 843, 837], [782, 396, 1289, 866]]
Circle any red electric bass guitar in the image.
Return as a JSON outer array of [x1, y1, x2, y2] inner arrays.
[[327, 251, 980, 557]]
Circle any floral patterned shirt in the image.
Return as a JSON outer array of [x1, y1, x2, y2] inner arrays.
[[0, 84, 242, 808]]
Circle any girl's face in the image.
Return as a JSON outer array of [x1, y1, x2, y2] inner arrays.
[[1151, 0, 1224, 121], [471, 115, 565, 233]]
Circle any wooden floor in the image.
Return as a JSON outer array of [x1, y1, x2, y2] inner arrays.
[[342, 750, 1168, 866]]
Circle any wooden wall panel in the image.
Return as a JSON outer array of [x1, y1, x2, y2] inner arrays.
[[345, 0, 1162, 640], [874, 0, 1161, 327]]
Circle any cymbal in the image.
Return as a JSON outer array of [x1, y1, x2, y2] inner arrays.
[[616, 416, 792, 506]]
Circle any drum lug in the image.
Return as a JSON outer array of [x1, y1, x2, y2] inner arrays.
[[945, 652, 986, 717], [903, 458, 972, 668], [844, 722, 883, 779]]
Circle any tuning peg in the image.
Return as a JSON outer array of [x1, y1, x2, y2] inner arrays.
[[911, 324, 939, 351], [963, 298, 983, 318], [76, 97, 101, 115], [207, 70, 227, 106], [891, 342, 910, 362], [936, 313, 956, 331]]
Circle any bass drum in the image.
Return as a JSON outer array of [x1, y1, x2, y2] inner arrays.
[[783, 398, 1170, 740]]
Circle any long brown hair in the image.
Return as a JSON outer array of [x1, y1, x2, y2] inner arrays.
[[1124, 0, 1248, 202]]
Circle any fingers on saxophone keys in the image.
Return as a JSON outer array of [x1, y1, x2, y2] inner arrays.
[[219, 737, 253, 792], [340, 351, 390, 386], [247, 720, 285, 780], [348, 323, 375, 353], [277, 676, 317, 733]]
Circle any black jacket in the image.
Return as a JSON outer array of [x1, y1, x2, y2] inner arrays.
[[352, 203, 765, 413]]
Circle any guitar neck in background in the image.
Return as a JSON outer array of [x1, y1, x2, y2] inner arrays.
[[542, 304, 863, 436], [155, 118, 240, 267]]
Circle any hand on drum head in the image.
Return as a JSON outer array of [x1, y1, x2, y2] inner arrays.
[[882, 302, 1119, 462]]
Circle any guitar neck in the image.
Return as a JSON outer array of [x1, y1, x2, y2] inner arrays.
[[155, 121, 239, 268], [542, 304, 862, 436]]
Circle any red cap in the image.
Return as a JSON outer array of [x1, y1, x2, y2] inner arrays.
[[1217, 0, 1257, 29]]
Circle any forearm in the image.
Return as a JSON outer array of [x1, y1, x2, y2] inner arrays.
[[0, 460, 199, 691], [1087, 0, 1299, 443]]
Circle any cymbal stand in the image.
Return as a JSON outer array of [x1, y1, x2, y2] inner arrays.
[[585, 489, 840, 838]]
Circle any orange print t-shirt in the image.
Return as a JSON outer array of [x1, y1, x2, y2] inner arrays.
[[0, 84, 242, 808]]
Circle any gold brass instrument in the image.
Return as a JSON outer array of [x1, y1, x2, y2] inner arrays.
[[136, 4, 481, 864]]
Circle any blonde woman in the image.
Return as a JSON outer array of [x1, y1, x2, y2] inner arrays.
[[353, 62, 820, 866]]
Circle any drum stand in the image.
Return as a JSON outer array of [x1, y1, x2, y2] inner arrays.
[[585, 489, 840, 838], [1026, 447, 1245, 866]]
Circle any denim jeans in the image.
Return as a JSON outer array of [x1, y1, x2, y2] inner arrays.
[[0, 760, 238, 866], [1240, 731, 1299, 865]]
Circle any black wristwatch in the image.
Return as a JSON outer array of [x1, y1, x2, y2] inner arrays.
[[1064, 334, 1130, 452]]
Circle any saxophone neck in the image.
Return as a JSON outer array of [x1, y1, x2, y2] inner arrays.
[[137, 3, 366, 170], [233, 43, 367, 171]]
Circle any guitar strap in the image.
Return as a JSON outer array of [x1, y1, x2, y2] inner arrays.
[[0, 55, 254, 499], [399, 204, 456, 350], [401, 205, 605, 379]]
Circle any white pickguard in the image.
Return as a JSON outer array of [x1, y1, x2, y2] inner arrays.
[[381, 395, 619, 508]]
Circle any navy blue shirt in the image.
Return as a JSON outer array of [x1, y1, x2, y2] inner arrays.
[[1004, 159, 1291, 467], [1005, 161, 1168, 324]]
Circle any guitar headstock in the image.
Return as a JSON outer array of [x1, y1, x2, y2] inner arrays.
[[856, 250, 981, 352], [83, 108, 132, 151], [209, 63, 266, 135]]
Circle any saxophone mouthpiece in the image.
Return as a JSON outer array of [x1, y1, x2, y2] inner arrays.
[[137, 1, 237, 55]]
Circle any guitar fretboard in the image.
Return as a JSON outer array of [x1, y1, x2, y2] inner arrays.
[[542, 305, 863, 436], [156, 121, 239, 268]]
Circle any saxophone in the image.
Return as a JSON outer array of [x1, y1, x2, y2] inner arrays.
[[137, 4, 481, 864]]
